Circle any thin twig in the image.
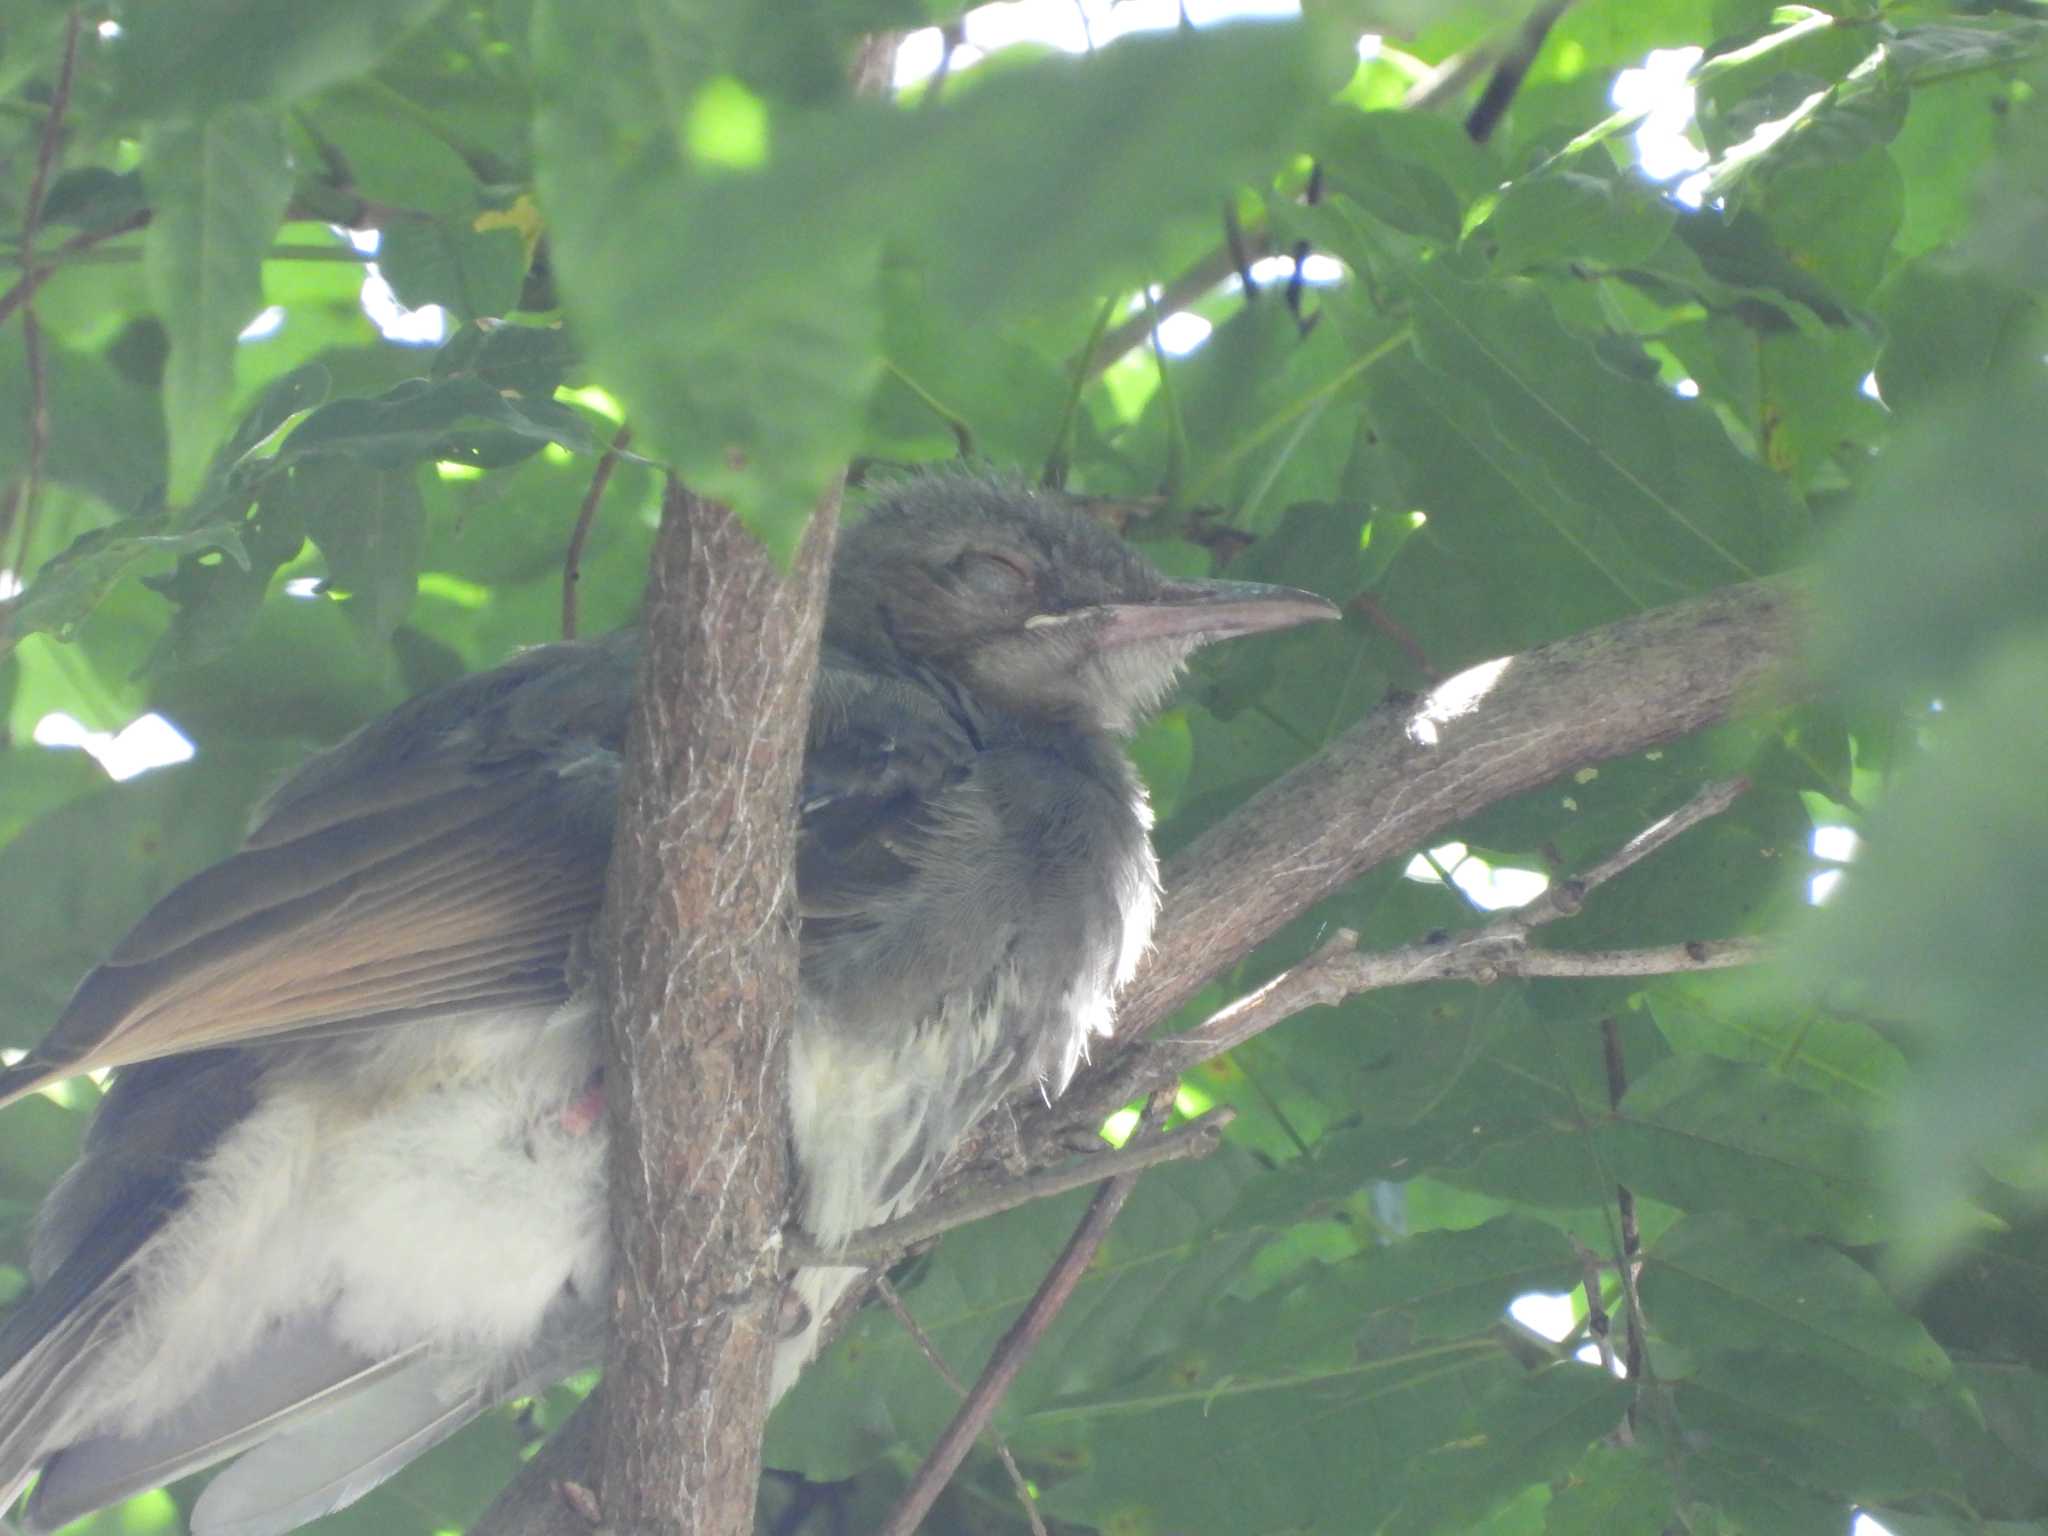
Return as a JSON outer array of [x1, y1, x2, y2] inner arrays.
[[1573, 1235, 1616, 1376], [1143, 286, 1187, 503], [874, 1277, 1048, 1536], [10, 8, 81, 583], [1600, 1017, 1646, 1392], [0, 236, 371, 269], [1402, 45, 1493, 112], [1349, 591, 1442, 683], [1043, 292, 1120, 489], [1224, 200, 1259, 297], [560, 425, 629, 640], [0, 212, 149, 329], [920, 18, 966, 108], [1463, 0, 1575, 143], [1082, 3, 1576, 387], [20, 11, 80, 256], [876, 1090, 1173, 1536], [19, 310, 46, 573], [1085, 232, 1272, 381], [784, 1106, 1232, 1268], [1063, 779, 1768, 1129], [1151, 935, 1769, 1077], [1532, 777, 1751, 915], [1284, 162, 1323, 333]]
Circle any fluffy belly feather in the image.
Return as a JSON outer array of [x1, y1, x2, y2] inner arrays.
[[91, 1005, 608, 1438]]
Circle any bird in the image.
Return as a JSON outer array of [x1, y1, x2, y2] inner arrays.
[[0, 473, 1337, 1536]]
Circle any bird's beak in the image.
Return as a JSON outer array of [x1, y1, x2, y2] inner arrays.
[[1047, 578, 1340, 648]]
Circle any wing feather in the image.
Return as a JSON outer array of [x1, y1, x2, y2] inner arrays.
[[0, 643, 627, 1109]]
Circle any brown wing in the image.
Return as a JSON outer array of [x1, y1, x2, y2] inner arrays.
[[0, 637, 633, 1109]]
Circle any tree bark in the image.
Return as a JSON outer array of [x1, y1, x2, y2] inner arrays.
[[475, 481, 836, 1536]]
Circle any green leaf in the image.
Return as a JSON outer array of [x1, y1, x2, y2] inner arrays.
[[1318, 108, 1498, 245], [1255, 1216, 1582, 1360], [377, 219, 528, 322], [907, 24, 1326, 317], [146, 597, 404, 744], [220, 362, 333, 468], [115, 0, 454, 117], [279, 376, 595, 469], [1543, 1443, 1680, 1536], [535, 17, 1319, 558], [1026, 1341, 1519, 1534], [1692, 11, 1887, 169], [1381, 1365, 1632, 1536], [1603, 1054, 1888, 1243], [1755, 321, 1884, 485], [872, 278, 1075, 468], [1128, 707, 1194, 821], [1805, 634, 2048, 1275], [142, 107, 293, 505], [296, 84, 483, 212], [1644, 1213, 1956, 1392], [532, 8, 876, 562], [2, 516, 245, 648], [1674, 1348, 1963, 1502], [430, 324, 580, 399], [1870, 1515, 2048, 1536], [1644, 204, 1858, 332], [139, 491, 308, 670], [1890, 67, 2013, 260], [0, 743, 102, 846], [37, 167, 148, 232], [1365, 266, 1804, 637], [1675, 1432, 1879, 1534], [1875, 255, 2041, 421], [1644, 969, 1907, 1122], [0, 746, 301, 1049], [293, 456, 425, 643], [0, 328, 167, 514], [1886, 20, 2048, 85], [1481, 164, 1677, 273], [1817, 337, 2048, 700], [1752, 146, 1902, 305], [0, 1094, 86, 1206], [1917, 1218, 2048, 1378]]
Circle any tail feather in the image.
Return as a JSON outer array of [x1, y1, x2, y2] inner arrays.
[[185, 1359, 486, 1536], [0, 1275, 132, 1511], [20, 1326, 420, 1534]]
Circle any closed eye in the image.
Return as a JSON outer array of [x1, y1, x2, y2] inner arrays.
[[951, 549, 1033, 598]]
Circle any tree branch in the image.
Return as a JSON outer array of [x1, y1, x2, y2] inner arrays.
[[592, 482, 838, 1536], [784, 1107, 1234, 1268], [872, 1277, 1048, 1536], [1110, 575, 1805, 1052], [470, 1397, 603, 1536], [471, 482, 838, 1536], [1051, 777, 1773, 1137], [561, 425, 631, 641], [876, 1089, 1175, 1536]]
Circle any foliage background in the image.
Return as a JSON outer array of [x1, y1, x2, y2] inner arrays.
[[2, 0, 2046, 1532]]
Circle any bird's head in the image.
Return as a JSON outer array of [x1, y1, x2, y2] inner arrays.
[[826, 476, 1340, 735]]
